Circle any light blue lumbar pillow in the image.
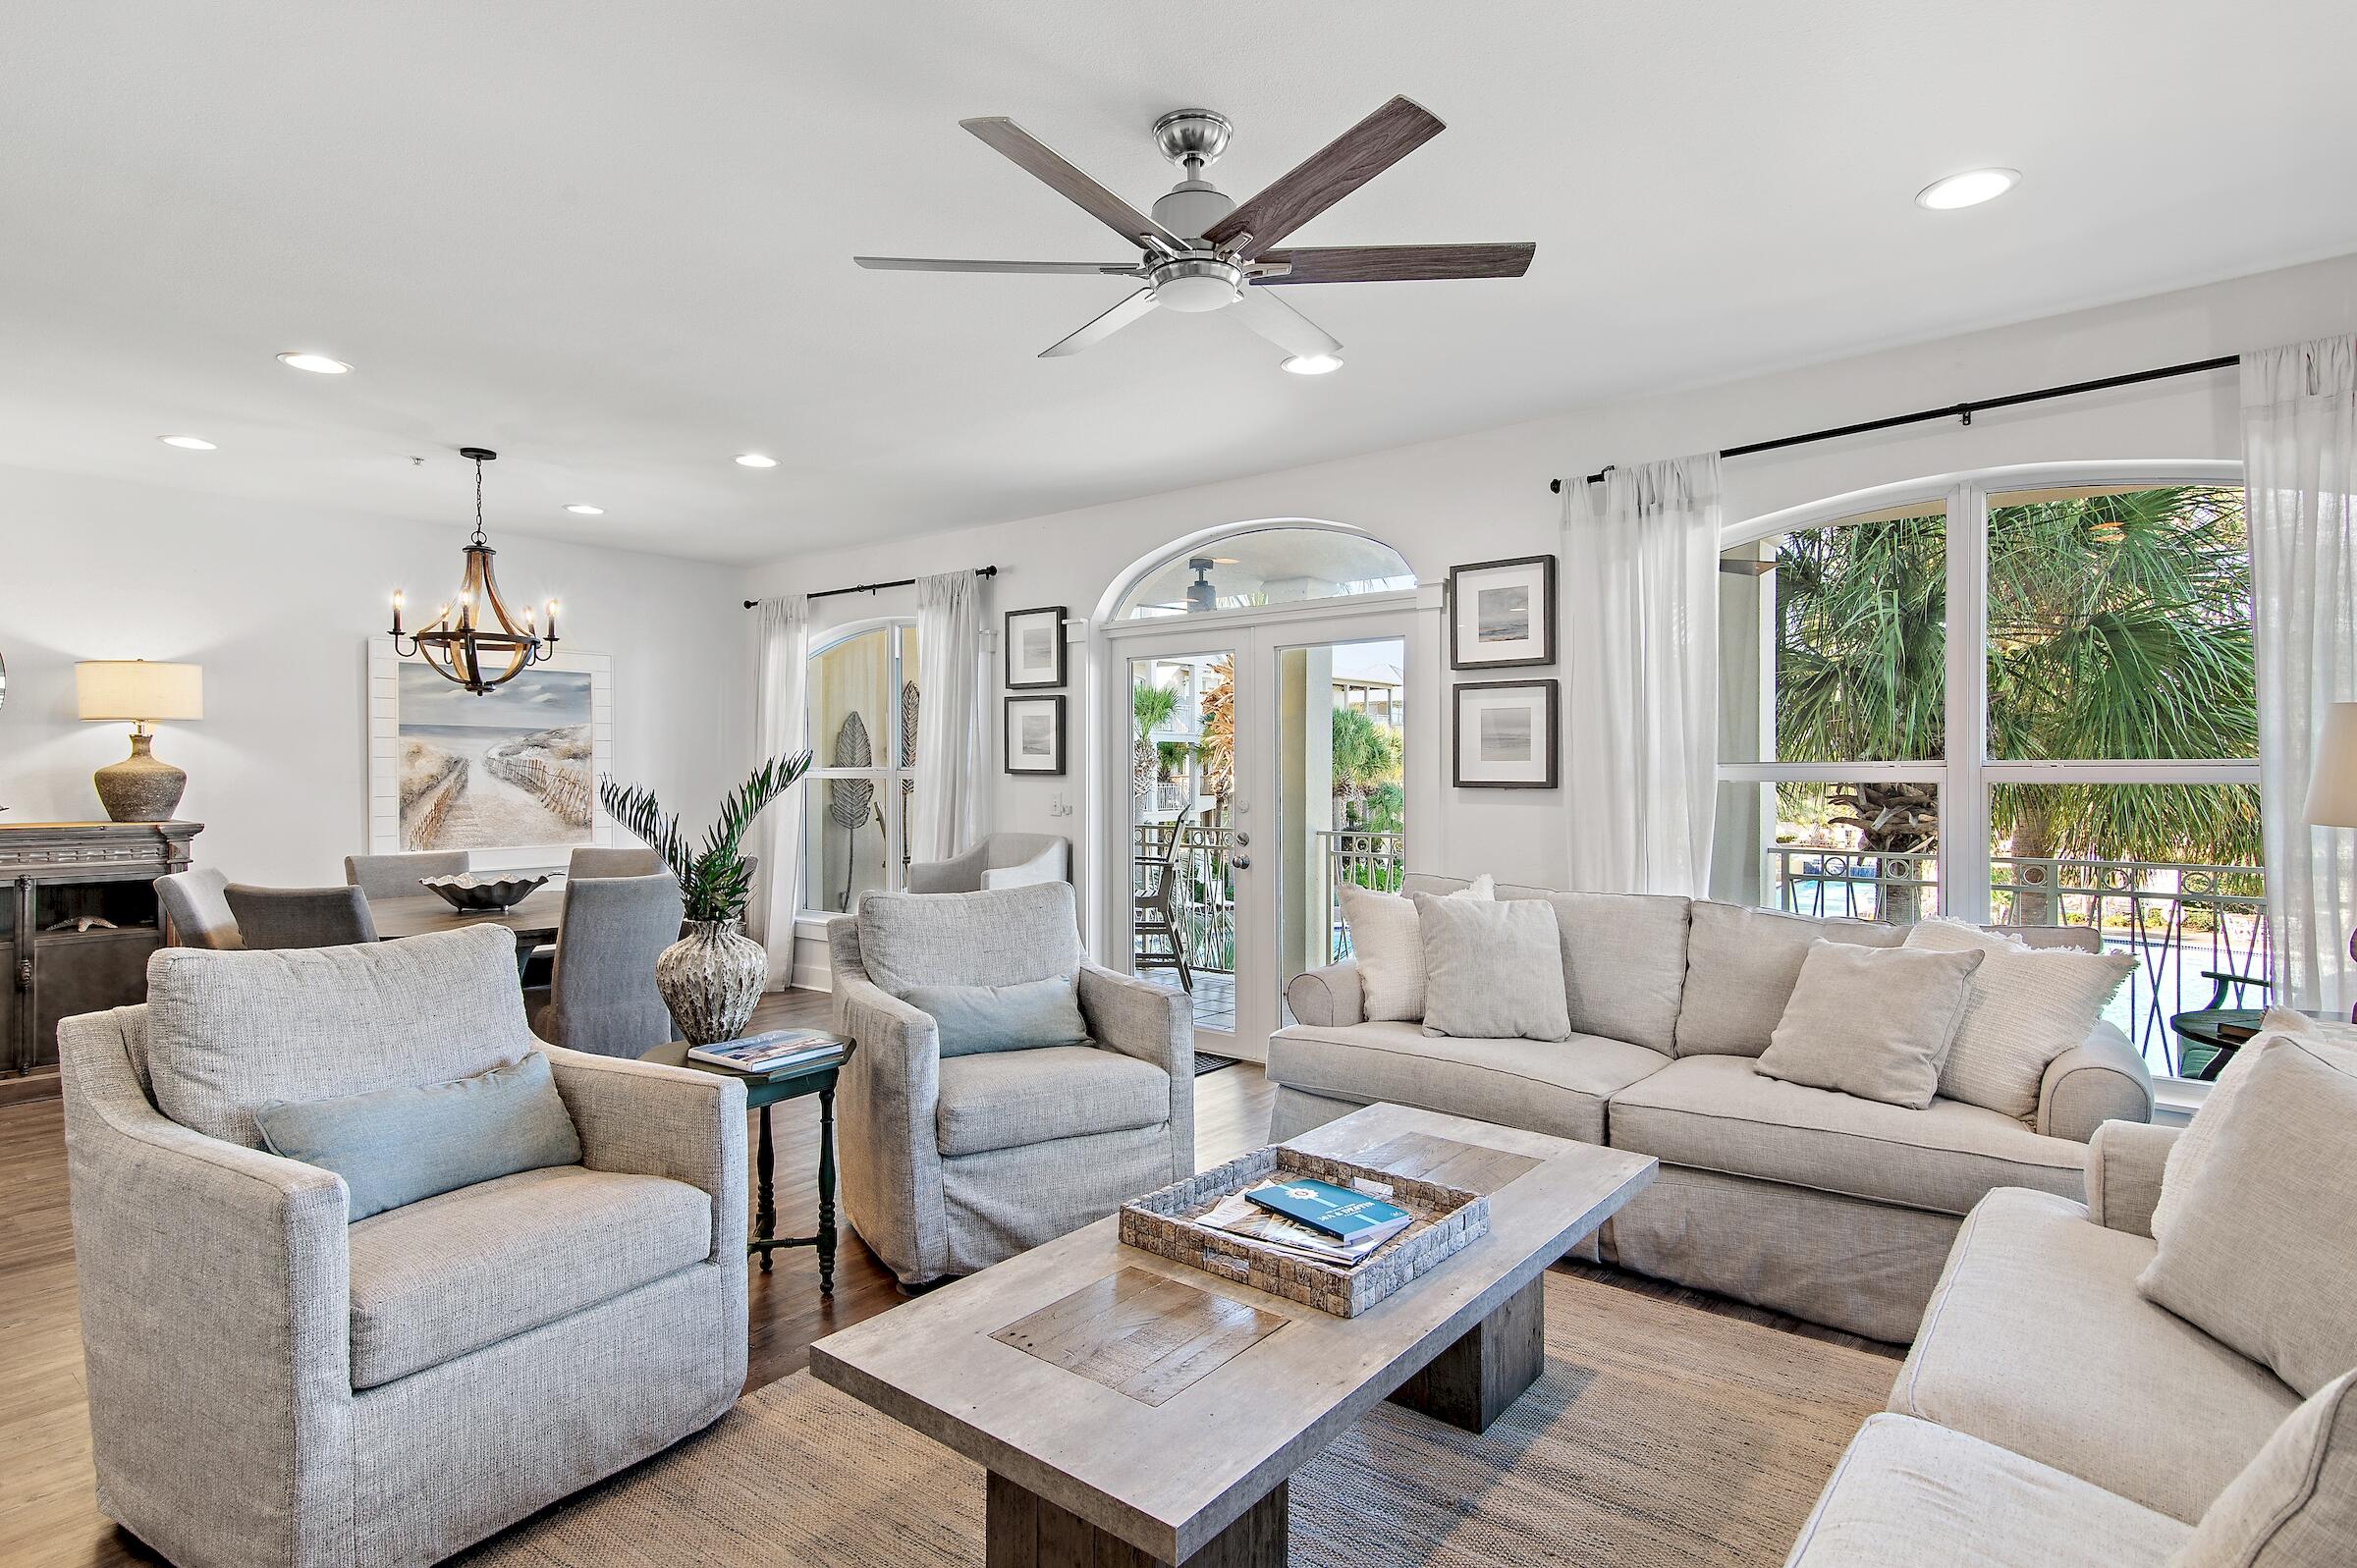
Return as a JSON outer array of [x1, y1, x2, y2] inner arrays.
[[253, 1052, 583, 1220], [900, 976, 1091, 1057]]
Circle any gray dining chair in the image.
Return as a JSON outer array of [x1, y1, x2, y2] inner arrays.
[[343, 849, 470, 901], [153, 867, 243, 949], [569, 846, 667, 879], [223, 885, 379, 949], [527, 873, 687, 1056]]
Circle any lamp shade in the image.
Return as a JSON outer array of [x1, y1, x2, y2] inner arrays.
[[76, 661, 203, 723], [2306, 702, 2357, 827]]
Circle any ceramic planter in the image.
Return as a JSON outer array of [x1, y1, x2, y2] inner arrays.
[[656, 917, 768, 1045]]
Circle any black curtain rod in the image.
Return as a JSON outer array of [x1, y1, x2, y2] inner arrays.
[[1547, 353, 2241, 494], [742, 565, 997, 610]]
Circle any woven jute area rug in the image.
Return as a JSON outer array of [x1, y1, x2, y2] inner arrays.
[[460, 1270, 1893, 1567]]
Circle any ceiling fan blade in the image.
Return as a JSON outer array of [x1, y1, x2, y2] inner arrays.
[[1252, 243, 1535, 285], [1228, 288, 1343, 361], [1039, 289, 1159, 358], [1203, 96, 1445, 258], [961, 118, 1184, 253], [855, 256, 1146, 276]]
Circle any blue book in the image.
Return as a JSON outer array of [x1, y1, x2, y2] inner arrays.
[[1243, 1178, 1410, 1243]]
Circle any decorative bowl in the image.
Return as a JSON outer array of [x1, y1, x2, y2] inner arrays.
[[418, 873, 550, 914]]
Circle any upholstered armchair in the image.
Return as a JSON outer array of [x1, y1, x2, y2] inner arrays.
[[830, 881, 1191, 1284], [57, 924, 745, 1568], [905, 832, 1070, 892]]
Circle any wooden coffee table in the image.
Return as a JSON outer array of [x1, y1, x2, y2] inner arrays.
[[811, 1102, 1655, 1567]]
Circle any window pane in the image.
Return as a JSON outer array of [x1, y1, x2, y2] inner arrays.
[[1116, 527, 1414, 620], [808, 628, 891, 773], [1987, 486, 2253, 762], [1989, 782, 2265, 1080], [1712, 780, 1942, 921], [1720, 503, 1947, 763], [804, 772, 887, 914]]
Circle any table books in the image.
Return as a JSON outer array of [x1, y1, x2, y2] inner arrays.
[[686, 1029, 845, 1074]]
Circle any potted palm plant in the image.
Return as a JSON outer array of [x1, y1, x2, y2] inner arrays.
[[599, 751, 810, 1044]]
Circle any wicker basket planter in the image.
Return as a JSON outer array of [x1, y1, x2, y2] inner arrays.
[[1120, 1145, 1489, 1318]]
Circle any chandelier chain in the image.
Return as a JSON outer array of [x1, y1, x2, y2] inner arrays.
[[471, 454, 487, 545]]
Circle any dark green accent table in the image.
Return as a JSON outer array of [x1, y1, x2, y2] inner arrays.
[[640, 1038, 849, 1293], [2169, 1005, 2333, 1081]]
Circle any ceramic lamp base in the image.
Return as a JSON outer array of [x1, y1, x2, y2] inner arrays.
[[92, 730, 186, 822]]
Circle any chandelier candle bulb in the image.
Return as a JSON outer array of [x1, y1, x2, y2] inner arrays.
[[390, 591, 404, 637]]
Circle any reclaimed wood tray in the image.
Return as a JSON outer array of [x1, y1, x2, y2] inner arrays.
[[1119, 1144, 1489, 1319]]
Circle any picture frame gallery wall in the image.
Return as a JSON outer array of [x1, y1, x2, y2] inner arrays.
[[1003, 605, 1069, 776], [1445, 556, 1558, 788]]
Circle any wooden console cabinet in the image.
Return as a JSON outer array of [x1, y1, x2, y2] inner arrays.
[[1, 821, 200, 1098]]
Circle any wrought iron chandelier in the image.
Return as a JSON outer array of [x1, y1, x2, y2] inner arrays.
[[390, 447, 560, 694]]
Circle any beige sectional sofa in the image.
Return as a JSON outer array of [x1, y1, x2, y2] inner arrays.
[[1787, 1118, 2330, 1566], [1270, 874, 2155, 1342]]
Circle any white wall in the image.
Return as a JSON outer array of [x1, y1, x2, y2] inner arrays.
[[0, 464, 747, 886], [748, 251, 2357, 979]]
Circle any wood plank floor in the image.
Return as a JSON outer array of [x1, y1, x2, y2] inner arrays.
[[0, 991, 1896, 1567]]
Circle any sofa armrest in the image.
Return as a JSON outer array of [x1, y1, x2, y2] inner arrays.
[[59, 1007, 356, 1567], [544, 1045, 748, 1265], [834, 970, 949, 1281], [1078, 963, 1194, 1181], [2084, 1119, 2181, 1237], [2035, 1021, 2154, 1143], [1286, 959, 1364, 1028], [980, 844, 1066, 891]]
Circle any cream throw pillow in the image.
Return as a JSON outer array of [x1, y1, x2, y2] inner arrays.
[[1900, 917, 2134, 1123], [1338, 875, 1493, 1021], [2171, 1368, 2357, 1568], [2155, 1018, 2357, 1243], [2137, 1039, 2357, 1397], [1757, 941, 1985, 1109], [1414, 893, 1569, 1042]]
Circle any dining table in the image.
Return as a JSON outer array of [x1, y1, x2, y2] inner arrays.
[[364, 882, 568, 978]]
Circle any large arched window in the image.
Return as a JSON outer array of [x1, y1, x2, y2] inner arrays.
[[1712, 463, 2257, 1083], [1111, 524, 1414, 621], [803, 619, 916, 915]]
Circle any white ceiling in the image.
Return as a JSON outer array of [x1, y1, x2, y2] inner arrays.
[[6, 3, 2356, 565]]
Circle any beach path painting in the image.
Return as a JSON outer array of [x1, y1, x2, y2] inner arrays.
[[398, 665, 594, 850]]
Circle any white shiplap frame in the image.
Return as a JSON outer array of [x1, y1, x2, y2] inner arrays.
[[366, 639, 614, 870]]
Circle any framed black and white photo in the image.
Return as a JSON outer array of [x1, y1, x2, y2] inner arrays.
[[1447, 555, 1556, 670], [1453, 679, 1558, 788], [1003, 694, 1067, 776], [1003, 605, 1068, 689]]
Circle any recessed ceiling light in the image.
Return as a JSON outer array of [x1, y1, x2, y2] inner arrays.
[[1281, 352, 1343, 375], [158, 435, 217, 450], [734, 453, 779, 468], [1915, 168, 2020, 211], [564, 504, 605, 515], [277, 351, 353, 374]]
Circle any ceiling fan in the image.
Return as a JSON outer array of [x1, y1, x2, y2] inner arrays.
[[853, 97, 1535, 370]]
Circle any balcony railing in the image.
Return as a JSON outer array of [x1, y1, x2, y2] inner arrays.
[[1129, 824, 1408, 975], [1767, 844, 2268, 1078]]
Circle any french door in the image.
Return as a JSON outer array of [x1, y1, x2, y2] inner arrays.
[[1103, 600, 1416, 1061]]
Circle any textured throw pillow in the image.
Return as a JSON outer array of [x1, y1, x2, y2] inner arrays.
[[2155, 1021, 2357, 1243], [2171, 1368, 2357, 1568], [1672, 902, 1906, 1057], [253, 1052, 582, 1221], [1757, 941, 1986, 1108], [856, 882, 1085, 996], [900, 976, 1091, 1057], [1413, 893, 1569, 1042], [1901, 917, 2134, 1123], [2137, 1040, 2357, 1397], [1339, 875, 1494, 1021]]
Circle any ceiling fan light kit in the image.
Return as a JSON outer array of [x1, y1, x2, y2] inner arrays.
[[853, 96, 1535, 368]]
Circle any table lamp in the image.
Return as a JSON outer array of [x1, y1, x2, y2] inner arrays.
[[2304, 700, 2357, 1020], [76, 660, 203, 822]]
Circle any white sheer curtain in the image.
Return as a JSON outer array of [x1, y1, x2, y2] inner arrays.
[[911, 569, 985, 864], [748, 593, 809, 987], [2248, 335, 2357, 1013], [1561, 454, 1722, 894]]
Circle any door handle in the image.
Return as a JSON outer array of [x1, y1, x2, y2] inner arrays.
[[1232, 855, 1252, 870], [1232, 832, 1250, 847]]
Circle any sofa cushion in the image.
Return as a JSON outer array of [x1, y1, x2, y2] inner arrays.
[[144, 924, 537, 1148], [1266, 1019, 1669, 1144], [1891, 1187, 2301, 1524], [934, 1044, 1169, 1158], [1338, 876, 1491, 1021], [855, 882, 1086, 997], [1521, 891, 1691, 1054], [2173, 1369, 2357, 1568], [1607, 1054, 2084, 1216], [1902, 917, 2134, 1122], [1758, 941, 1984, 1109], [346, 1163, 710, 1390], [1415, 894, 1570, 1042], [1673, 902, 1904, 1058], [1785, 1413, 2189, 1568], [2157, 1025, 2357, 1242]]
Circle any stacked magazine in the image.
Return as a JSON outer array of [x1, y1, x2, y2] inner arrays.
[[685, 1029, 845, 1074], [1195, 1177, 1413, 1267]]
